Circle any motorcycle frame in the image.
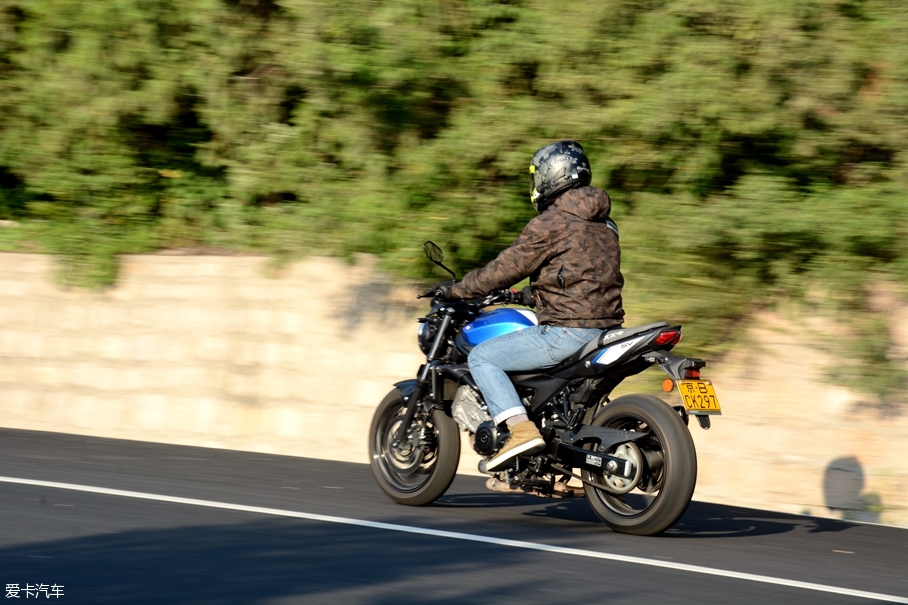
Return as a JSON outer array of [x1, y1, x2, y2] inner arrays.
[[394, 300, 711, 476]]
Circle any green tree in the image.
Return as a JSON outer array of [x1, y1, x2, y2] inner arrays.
[[0, 0, 906, 403]]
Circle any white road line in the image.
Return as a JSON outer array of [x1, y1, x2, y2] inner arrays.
[[2, 475, 906, 604]]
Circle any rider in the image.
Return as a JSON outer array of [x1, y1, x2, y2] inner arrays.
[[434, 140, 625, 472]]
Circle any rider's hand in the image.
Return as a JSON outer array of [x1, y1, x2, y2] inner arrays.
[[510, 286, 536, 308], [426, 280, 455, 299]]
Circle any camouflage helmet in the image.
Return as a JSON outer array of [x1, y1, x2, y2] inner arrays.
[[529, 140, 592, 212]]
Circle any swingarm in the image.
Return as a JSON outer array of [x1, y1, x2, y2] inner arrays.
[[551, 425, 650, 479]]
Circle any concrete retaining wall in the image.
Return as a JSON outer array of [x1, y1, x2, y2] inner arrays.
[[1, 252, 905, 526]]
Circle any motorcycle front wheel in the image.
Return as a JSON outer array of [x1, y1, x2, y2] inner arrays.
[[369, 388, 460, 506], [583, 393, 697, 536]]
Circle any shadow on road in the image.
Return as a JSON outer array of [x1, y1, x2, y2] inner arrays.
[[435, 486, 863, 539], [0, 517, 637, 605], [665, 501, 860, 538]]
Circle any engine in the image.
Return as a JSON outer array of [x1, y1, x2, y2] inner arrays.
[[451, 385, 492, 433], [450, 385, 510, 456]]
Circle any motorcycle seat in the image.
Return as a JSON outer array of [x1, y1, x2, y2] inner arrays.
[[507, 321, 670, 376], [572, 321, 670, 362]]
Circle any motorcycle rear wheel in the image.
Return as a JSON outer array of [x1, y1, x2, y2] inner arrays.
[[583, 393, 697, 536], [369, 388, 460, 506]]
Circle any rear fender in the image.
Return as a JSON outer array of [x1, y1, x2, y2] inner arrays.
[[642, 351, 706, 380], [641, 351, 714, 429]]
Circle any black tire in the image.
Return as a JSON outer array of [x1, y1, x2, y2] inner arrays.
[[368, 388, 460, 506], [583, 393, 697, 536]]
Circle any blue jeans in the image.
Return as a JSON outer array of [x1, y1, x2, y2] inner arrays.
[[467, 325, 602, 425]]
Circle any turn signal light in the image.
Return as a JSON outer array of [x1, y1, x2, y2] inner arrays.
[[653, 330, 682, 346]]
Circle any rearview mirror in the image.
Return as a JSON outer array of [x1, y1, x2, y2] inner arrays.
[[422, 241, 456, 280], [423, 241, 444, 263]]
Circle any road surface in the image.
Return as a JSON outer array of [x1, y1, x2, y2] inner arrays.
[[1, 428, 906, 604]]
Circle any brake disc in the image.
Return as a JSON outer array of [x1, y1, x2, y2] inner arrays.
[[387, 420, 425, 475]]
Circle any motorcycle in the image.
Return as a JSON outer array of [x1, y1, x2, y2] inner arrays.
[[368, 241, 721, 535]]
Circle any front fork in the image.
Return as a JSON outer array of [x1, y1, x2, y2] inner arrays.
[[393, 310, 455, 444]]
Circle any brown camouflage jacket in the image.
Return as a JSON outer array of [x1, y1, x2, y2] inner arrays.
[[450, 186, 625, 328]]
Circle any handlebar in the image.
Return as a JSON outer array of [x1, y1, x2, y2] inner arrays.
[[479, 289, 518, 306], [418, 287, 526, 308]]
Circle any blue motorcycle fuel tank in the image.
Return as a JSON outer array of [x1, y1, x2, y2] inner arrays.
[[461, 308, 538, 348]]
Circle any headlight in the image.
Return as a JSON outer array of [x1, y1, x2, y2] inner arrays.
[[417, 322, 437, 354]]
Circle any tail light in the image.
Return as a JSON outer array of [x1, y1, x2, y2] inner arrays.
[[653, 329, 682, 346], [663, 370, 700, 390]]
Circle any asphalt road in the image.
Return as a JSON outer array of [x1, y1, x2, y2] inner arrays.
[[1, 428, 906, 605]]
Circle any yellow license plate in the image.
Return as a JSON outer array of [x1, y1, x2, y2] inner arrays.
[[676, 380, 722, 415]]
